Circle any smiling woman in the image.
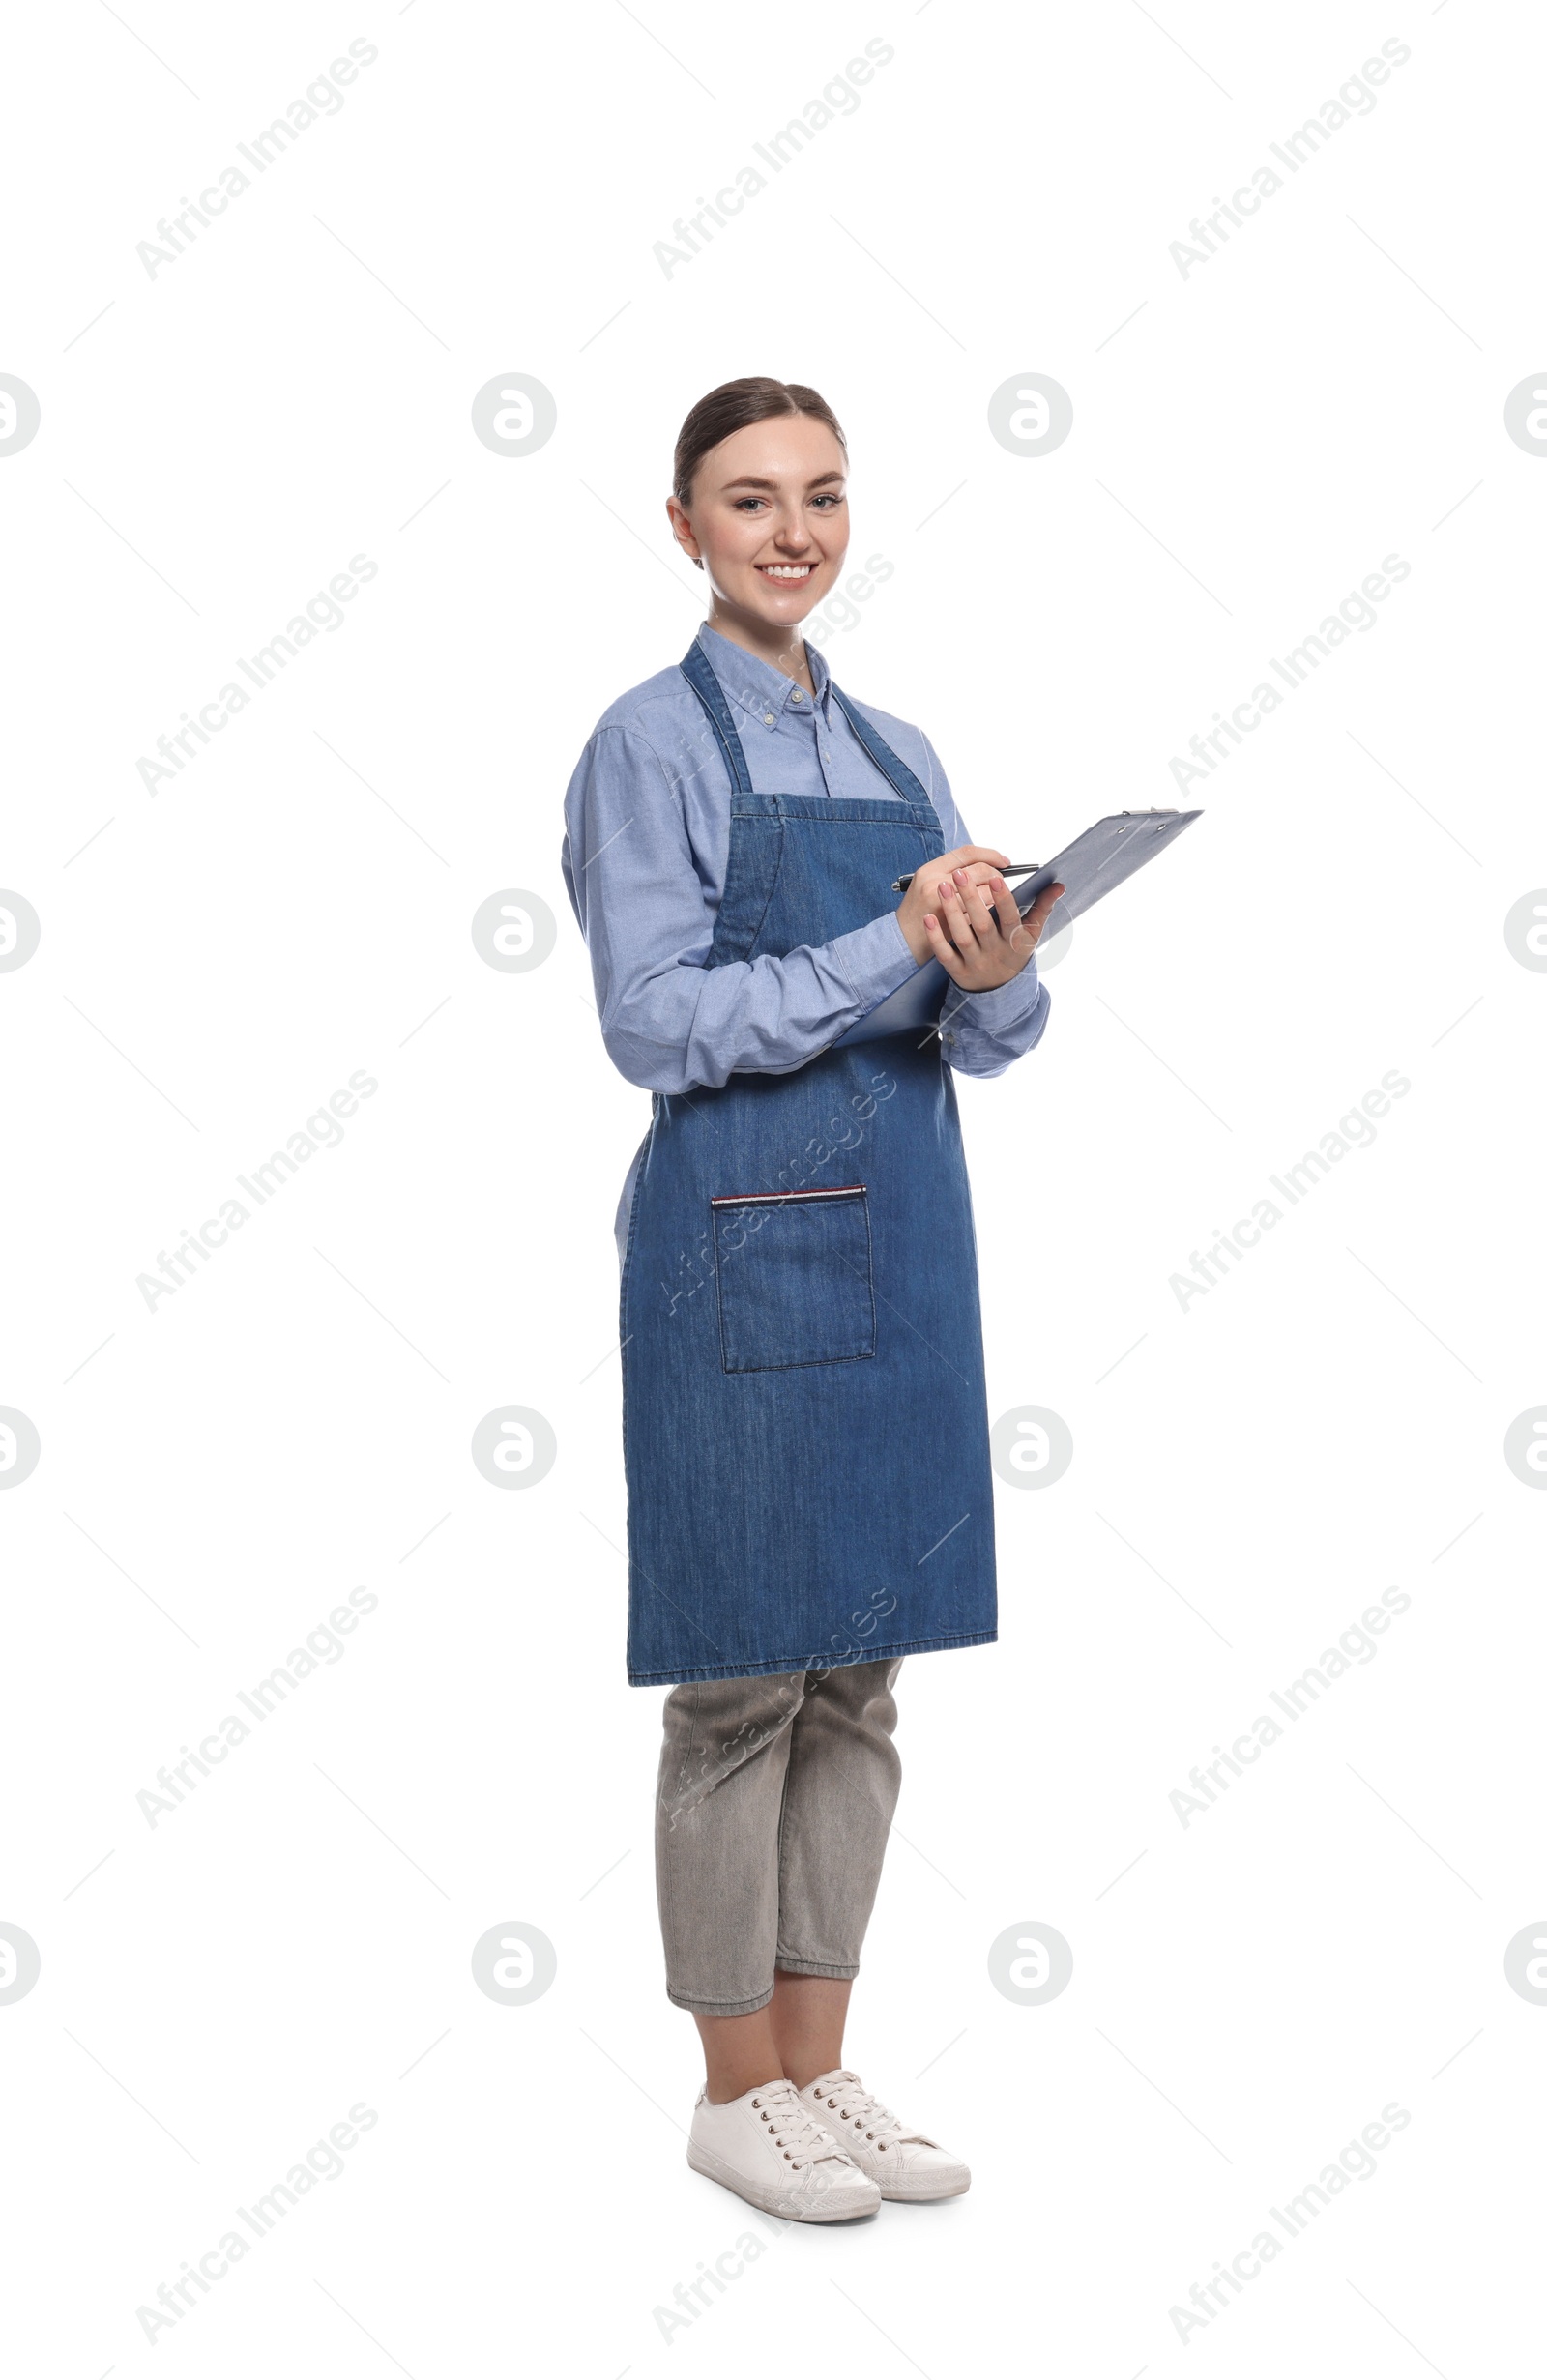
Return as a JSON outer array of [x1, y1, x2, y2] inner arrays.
[[665, 378, 852, 626], [560, 374, 1064, 2227]]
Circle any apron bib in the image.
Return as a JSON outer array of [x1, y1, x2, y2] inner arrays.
[[618, 640, 997, 1685]]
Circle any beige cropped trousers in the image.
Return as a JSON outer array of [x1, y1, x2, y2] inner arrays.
[[654, 1656, 904, 2017]]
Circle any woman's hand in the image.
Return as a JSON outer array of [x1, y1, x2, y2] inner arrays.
[[894, 845, 1012, 964], [896, 848, 1065, 990]]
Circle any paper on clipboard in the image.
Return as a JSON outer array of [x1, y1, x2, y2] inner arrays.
[[834, 807, 1202, 1048]]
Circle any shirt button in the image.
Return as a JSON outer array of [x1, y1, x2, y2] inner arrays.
[[763, 712, 774, 725], [791, 690, 803, 702]]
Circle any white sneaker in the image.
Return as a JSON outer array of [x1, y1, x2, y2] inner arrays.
[[797, 2068, 971, 2201], [687, 2076, 882, 2222]]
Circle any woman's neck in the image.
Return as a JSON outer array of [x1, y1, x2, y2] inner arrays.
[[705, 603, 814, 693]]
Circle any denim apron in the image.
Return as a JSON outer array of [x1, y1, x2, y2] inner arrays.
[[618, 640, 997, 1685]]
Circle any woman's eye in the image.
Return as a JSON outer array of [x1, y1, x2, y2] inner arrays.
[[734, 497, 767, 512]]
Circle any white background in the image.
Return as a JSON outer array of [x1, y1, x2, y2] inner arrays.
[[3, 0, 1543, 2371]]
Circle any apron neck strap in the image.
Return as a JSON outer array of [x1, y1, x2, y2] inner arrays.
[[679, 638, 753, 797], [826, 684, 931, 808], [680, 636, 934, 815]]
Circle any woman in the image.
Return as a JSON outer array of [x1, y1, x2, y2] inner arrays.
[[561, 378, 1062, 2222]]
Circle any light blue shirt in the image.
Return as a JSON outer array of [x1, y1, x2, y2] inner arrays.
[[561, 623, 1052, 1260]]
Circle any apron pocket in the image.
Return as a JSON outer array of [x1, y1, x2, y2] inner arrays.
[[711, 1185, 875, 1373]]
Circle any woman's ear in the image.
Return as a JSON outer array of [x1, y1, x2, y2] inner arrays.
[[665, 496, 702, 568]]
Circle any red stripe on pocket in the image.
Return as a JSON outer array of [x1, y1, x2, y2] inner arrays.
[[710, 1184, 867, 1207]]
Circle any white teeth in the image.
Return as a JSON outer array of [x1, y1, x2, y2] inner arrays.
[[762, 565, 811, 577]]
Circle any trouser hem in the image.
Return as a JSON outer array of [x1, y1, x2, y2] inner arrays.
[[774, 1956, 860, 1980], [666, 1983, 776, 2017]]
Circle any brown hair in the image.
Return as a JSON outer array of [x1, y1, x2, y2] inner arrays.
[[671, 376, 847, 507]]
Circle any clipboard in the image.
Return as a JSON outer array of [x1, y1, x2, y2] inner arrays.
[[835, 807, 1202, 1048]]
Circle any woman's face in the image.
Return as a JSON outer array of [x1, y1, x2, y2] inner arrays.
[[666, 413, 849, 634]]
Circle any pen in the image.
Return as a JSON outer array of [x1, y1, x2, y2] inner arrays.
[[891, 862, 1041, 892]]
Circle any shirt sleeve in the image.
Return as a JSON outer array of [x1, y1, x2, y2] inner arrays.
[[561, 723, 920, 1094], [910, 733, 1052, 1080]]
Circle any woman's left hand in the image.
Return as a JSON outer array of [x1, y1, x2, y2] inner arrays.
[[924, 869, 1065, 991]]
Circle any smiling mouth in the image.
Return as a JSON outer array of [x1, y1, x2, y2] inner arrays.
[[758, 563, 815, 580]]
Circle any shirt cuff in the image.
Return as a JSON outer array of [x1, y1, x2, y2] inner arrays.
[[943, 955, 1042, 1030], [833, 908, 920, 1014]]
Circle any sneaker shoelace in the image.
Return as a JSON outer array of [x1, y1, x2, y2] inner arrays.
[[750, 2079, 854, 2172], [810, 2072, 916, 2155]]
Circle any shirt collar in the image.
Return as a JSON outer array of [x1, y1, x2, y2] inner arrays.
[[695, 621, 832, 731]]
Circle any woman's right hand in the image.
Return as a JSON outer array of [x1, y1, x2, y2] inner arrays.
[[894, 843, 1013, 965]]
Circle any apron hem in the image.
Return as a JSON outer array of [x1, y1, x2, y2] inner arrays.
[[628, 1627, 997, 1689]]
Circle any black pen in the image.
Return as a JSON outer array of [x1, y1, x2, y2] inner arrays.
[[891, 862, 1041, 892]]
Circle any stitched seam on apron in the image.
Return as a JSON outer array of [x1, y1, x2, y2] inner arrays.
[[617, 1114, 655, 1625], [630, 1628, 996, 1686], [717, 806, 784, 966], [713, 1191, 876, 1373]]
